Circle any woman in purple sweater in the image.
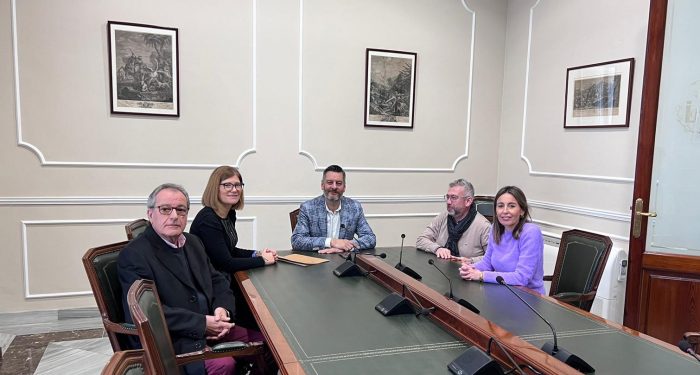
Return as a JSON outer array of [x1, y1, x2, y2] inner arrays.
[[459, 186, 545, 294]]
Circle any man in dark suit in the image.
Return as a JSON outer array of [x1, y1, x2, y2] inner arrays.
[[118, 183, 262, 375], [291, 165, 376, 253]]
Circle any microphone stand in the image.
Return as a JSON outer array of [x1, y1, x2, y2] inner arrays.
[[428, 259, 480, 314], [395, 234, 422, 280], [496, 276, 594, 374], [679, 340, 700, 363]]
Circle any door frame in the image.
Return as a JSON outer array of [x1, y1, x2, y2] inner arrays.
[[625, 0, 700, 340], [623, 0, 667, 329]]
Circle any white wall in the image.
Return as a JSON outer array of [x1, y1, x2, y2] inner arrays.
[[0, 0, 507, 312], [0, 0, 650, 314], [498, 0, 649, 251]]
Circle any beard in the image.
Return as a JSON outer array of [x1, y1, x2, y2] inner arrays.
[[447, 208, 456, 216], [324, 191, 341, 201]]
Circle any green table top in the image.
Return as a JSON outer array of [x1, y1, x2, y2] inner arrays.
[[245, 251, 470, 374], [378, 246, 700, 374]]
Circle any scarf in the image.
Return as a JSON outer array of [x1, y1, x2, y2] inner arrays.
[[445, 203, 477, 256]]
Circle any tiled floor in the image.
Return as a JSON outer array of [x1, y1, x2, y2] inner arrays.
[[0, 308, 110, 375]]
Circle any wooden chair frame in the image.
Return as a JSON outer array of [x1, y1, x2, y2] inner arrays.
[[82, 241, 138, 352], [101, 349, 147, 375], [289, 208, 300, 232], [127, 279, 266, 375], [544, 229, 613, 311], [125, 219, 149, 241], [473, 195, 494, 222]]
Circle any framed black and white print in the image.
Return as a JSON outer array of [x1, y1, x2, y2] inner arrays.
[[364, 48, 417, 128], [564, 58, 634, 128], [108, 21, 179, 116]]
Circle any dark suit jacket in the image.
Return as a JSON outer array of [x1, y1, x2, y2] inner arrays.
[[291, 195, 376, 251], [118, 225, 235, 375]]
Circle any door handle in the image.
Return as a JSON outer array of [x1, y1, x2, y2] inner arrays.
[[632, 198, 657, 238]]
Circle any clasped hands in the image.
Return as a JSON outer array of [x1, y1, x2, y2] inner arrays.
[[318, 239, 356, 254], [205, 307, 234, 340], [459, 262, 483, 281], [260, 248, 278, 265]]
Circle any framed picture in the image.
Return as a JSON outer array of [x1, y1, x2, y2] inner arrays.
[[364, 48, 417, 128], [564, 58, 634, 128], [108, 21, 179, 117]]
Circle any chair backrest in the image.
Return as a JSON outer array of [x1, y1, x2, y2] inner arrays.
[[126, 219, 150, 240], [82, 241, 134, 351], [473, 195, 494, 222], [128, 279, 180, 375], [548, 229, 613, 311], [289, 208, 300, 231], [101, 350, 147, 375]]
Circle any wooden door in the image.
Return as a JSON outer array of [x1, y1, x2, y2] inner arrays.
[[625, 0, 700, 345]]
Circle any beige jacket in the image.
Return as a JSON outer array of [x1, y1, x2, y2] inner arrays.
[[416, 211, 491, 262]]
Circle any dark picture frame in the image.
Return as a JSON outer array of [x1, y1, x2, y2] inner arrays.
[[564, 58, 634, 128], [108, 21, 179, 117], [364, 48, 417, 128]]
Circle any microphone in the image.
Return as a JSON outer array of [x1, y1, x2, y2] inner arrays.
[[333, 249, 367, 277], [679, 339, 700, 362], [395, 234, 422, 280], [495, 276, 594, 373], [427, 259, 479, 314]]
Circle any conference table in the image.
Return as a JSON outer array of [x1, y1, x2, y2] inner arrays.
[[236, 247, 700, 374]]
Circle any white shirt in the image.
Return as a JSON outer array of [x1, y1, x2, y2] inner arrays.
[[323, 200, 342, 248]]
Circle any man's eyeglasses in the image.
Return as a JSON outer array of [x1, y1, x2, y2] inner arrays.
[[444, 195, 468, 202], [156, 205, 189, 216], [220, 183, 245, 191]]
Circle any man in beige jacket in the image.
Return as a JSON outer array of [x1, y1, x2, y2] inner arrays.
[[416, 179, 491, 263]]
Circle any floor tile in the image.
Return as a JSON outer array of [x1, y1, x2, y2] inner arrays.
[[34, 342, 110, 375]]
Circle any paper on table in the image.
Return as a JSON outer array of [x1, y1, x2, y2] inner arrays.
[[278, 253, 330, 266]]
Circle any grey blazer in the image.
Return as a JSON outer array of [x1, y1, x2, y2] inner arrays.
[[291, 195, 376, 251]]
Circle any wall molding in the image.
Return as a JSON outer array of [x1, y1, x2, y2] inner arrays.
[[519, 0, 634, 183], [297, 0, 476, 172], [10, 0, 257, 169], [18, 207, 629, 300], [21, 217, 256, 299], [534, 219, 629, 242], [529, 199, 630, 222], [1, 196, 630, 222]]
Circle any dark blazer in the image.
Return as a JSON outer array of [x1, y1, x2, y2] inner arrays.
[[118, 225, 235, 375], [291, 195, 376, 251], [190, 206, 265, 274]]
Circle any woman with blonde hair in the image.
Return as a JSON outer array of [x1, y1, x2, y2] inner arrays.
[[191, 166, 277, 327]]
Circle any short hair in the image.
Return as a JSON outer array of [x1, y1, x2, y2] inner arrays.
[[492, 185, 530, 244], [147, 183, 190, 209], [322, 164, 346, 182], [201, 166, 245, 212], [448, 178, 475, 198]]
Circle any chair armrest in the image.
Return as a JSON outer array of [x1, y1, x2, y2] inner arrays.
[[211, 341, 248, 352], [543, 275, 553, 281], [103, 319, 138, 335], [552, 291, 596, 303], [175, 341, 265, 366]]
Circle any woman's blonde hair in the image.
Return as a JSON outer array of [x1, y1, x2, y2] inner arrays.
[[202, 166, 245, 216]]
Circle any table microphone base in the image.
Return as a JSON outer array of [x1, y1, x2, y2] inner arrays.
[[375, 293, 415, 316], [542, 341, 594, 374], [333, 261, 365, 277], [448, 346, 504, 375], [395, 263, 422, 280]]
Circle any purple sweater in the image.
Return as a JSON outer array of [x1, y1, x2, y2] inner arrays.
[[473, 222, 545, 294]]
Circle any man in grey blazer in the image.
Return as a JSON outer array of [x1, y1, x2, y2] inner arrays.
[[291, 165, 376, 253]]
